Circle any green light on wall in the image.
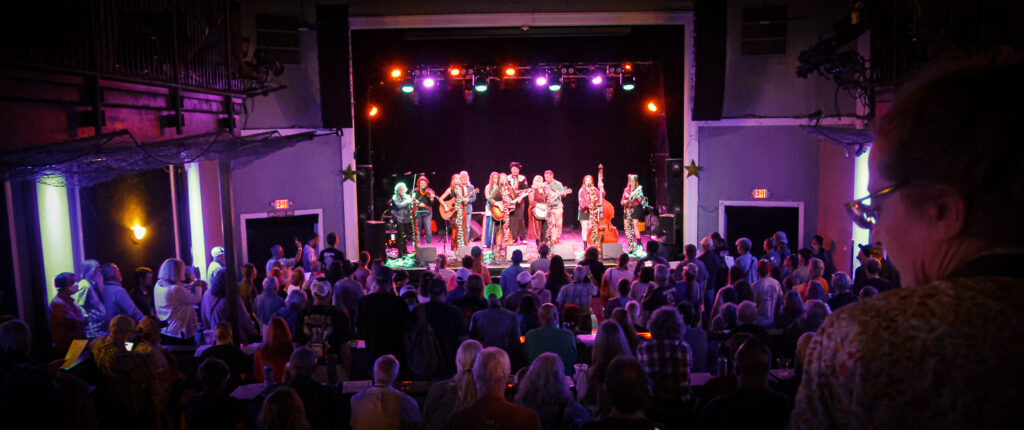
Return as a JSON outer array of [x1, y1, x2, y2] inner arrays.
[[37, 180, 74, 304]]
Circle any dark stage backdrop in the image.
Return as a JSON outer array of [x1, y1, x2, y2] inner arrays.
[[80, 168, 176, 292], [351, 26, 686, 229]]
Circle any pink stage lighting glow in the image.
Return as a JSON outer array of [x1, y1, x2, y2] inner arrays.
[[423, 77, 436, 88], [535, 76, 548, 86], [591, 75, 603, 85]]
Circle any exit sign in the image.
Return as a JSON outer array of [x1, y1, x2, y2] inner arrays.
[[752, 188, 770, 199], [271, 199, 292, 210]]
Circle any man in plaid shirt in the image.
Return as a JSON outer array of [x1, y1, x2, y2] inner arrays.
[[636, 306, 693, 411]]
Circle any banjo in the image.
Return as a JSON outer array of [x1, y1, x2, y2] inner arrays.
[[533, 185, 572, 220]]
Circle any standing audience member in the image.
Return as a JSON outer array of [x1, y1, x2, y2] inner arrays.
[[625, 301, 645, 332], [318, 232, 344, 270], [583, 320, 633, 418], [504, 271, 541, 312], [530, 244, 553, 274], [199, 322, 248, 392], [352, 251, 372, 289], [100, 263, 145, 323], [795, 258, 829, 300], [289, 346, 339, 430], [207, 247, 225, 282], [581, 357, 661, 430], [523, 303, 578, 375], [275, 290, 307, 335], [412, 279, 469, 377], [733, 238, 758, 286], [682, 244, 709, 294], [133, 316, 182, 414], [633, 241, 668, 277], [515, 352, 591, 430], [469, 291, 522, 354], [356, 267, 410, 364], [708, 286, 737, 325], [603, 280, 633, 319], [254, 317, 293, 383], [639, 264, 674, 326], [131, 267, 156, 316], [810, 235, 836, 280], [350, 355, 422, 429], [710, 303, 738, 332], [209, 270, 258, 343], [333, 262, 365, 323], [423, 340, 483, 430], [601, 253, 633, 304], [557, 265, 599, 330], [860, 257, 893, 293], [295, 280, 351, 375], [775, 290, 805, 330], [544, 255, 570, 299], [154, 258, 205, 345], [517, 295, 542, 336], [699, 339, 793, 429], [49, 272, 86, 356], [265, 242, 301, 278], [238, 263, 258, 311], [75, 259, 108, 339], [750, 259, 783, 327], [451, 274, 488, 326], [677, 303, 708, 373], [635, 306, 692, 428], [579, 247, 606, 289], [763, 238, 782, 269], [447, 347, 542, 430], [500, 250, 528, 297], [444, 257, 474, 304], [610, 308, 643, 354], [783, 300, 831, 353], [258, 386, 310, 430], [255, 277, 286, 326], [185, 358, 244, 430], [827, 272, 857, 311], [698, 237, 723, 308], [629, 267, 655, 303]]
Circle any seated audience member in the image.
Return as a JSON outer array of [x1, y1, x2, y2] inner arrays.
[[504, 270, 540, 312], [699, 339, 794, 429], [254, 317, 294, 383], [858, 285, 879, 300], [185, 358, 244, 430], [131, 267, 156, 316], [350, 355, 422, 430], [423, 340, 483, 430], [524, 303, 578, 375], [333, 262, 365, 322], [515, 352, 591, 430], [603, 279, 633, 319], [469, 291, 521, 353], [451, 274, 488, 326], [751, 259, 783, 327], [785, 300, 830, 338], [200, 322, 249, 392], [610, 308, 643, 354], [517, 295, 541, 335], [805, 280, 828, 302], [774, 290, 805, 330], [289, 346, 338, 430], [827, 272, 857, 311], [625, 300, 646, 332], [255, 276, 286, 326], [275, 290, 307, 335], [530, 244, 552, 274], [447, 347, 542, 430], [677, 303, 708, 373], [294, 280, 351, 375], [100, 263, 145, 323], [639, 265, 675, 326], [628, 266, 655, 303], [90, 316, 157, 426], [133, 316, 182, 412], [710, 303, 737, 332], [708, 285, 737, 324], [584, 320, 633, 418], [795, 258, 830, 300], [726, 301, 770, 346], [581, 357, 662, 430], [356, 266, 411, 365], [258, 386, 310, 430], [49, 272, 86, 356], [635, 307, 692, 428], [209, 270, 258, 344], [154, 258, 205, 345], [696, 333, 753, 413], [860, 257, 894, 294]]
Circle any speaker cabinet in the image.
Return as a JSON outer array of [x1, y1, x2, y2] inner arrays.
[[552, 243, 576, 261]]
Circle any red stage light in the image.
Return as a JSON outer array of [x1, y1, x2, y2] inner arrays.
[[647, 101, 659, 113], [505, 67, 516, 76], [625, 63, 633, 71], [390, 68, 402, 79], [449, 68, 461, 76], [368, 106, 379, 117]]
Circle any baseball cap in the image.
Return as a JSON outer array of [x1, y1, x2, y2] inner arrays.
[[399, 285, 417, 297], [484, 283, 503, 300], [455, 268, 471, 283], [516, 271, 532, 285], [211, 246, 225, 257]]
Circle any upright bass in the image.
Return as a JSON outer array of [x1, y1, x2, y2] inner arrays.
[[586, 164, 619, 250]]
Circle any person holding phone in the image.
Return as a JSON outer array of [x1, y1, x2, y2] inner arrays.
[[154, 258, 206, 345]]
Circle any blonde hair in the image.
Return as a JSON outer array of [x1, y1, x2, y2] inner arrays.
[[157, 258, 184, 283], [455, 340, 483, 409]]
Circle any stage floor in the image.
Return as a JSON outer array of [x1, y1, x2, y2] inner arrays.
[[384, 226, 651, 270]]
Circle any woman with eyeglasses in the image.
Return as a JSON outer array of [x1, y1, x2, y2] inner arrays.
[[789, 56, 1024, 429]]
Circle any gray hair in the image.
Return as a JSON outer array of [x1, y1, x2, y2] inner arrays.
[[700, 237, 713, 251], [648, 306, 684, 340], [473, 347, 511, 397], [830, 272, 853, 292], [514, 353, 572, 414], [625, 300, 641, 323], [573, 265, 589, 282], [373, 354, 400, 385], [285, 290, 307, 310], [804, 299, 832, 329], [262, 276, 278, 294], [736, 238, 752, 252], [654, 264, 670, 283], [290, 346, 318, 376], [737, 300, 758, 326]]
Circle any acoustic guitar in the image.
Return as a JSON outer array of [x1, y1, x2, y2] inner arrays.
[[439, 188, 479, 220], [490, 189, 533, 221]]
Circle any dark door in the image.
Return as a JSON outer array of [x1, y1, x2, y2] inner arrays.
[[245, 214, 319, 270], [723, 205, 800, 258]]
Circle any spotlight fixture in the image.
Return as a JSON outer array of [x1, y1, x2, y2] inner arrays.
[[400, 83, 414, 93], [390, 68, 403, 79], [621, 75, 636, 91], [590, 74, 604, 86], [449, 67, 462, 77], [131, 224, 147, 241], [505, 67, 517, 76], [548, 73, 563, 92], [647, 101, 659, 112], [473, 75, 489, 92], [368, 106, 379, 117], [534, 75, 548, 86], [423, 77, 436, 88]]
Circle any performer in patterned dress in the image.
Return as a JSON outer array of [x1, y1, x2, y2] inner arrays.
[[621, 174, 645, 254], [439, 173, 468, 250], [482, 171, 500, 248], [578, 175, 603, 244]]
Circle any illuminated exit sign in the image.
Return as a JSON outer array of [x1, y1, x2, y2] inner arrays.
[[271, 199, 292, 210], [752, 188, 770, 199]]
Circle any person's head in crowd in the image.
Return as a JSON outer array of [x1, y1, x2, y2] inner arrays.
[[645, 240, 660, 256], [263, 317, 294, 358], [0, 319, 30, 355], [860, 286, 879, 299], [461, 255, 474, 270], [100, 262, 121, 284], [393, 269, 410, 289], [684, 244, 697, 260], [435, 254, 448, 271], [54, 272, 78, 298], [625, 301, 641, 326], [770, 266, 782, 282], [531, 271, 547, 291], [562, 305, 581, 330], [464, 274, 485, 299], [215, 322, 234, 346], [584, 246, 599, 262], [806, 280, 828, 302], [808, 258, 825, 279], [157, 258, 185, 283], [109, 315, 136, 343], [538, 244, 550, 258], [137, 316, 162, 345], [400, 285, 418, 308], [648, 306, 684, 341], [710, 232, 725, 247], [610, 308, 640, 352], [304, 233, 320, 249], [638, 266, 654, 284], [573, 265, 589, 284], [735, 238, 752, 255], [617, 279, 631, 299], [796, 332, 816, 368], [605, 357, 650, 416], [516, 271, 532, 291], [592, 320, 632, 373], [735, 339, 772, 389], [728, 265, 746, 285], [781, 289, 805, 318], [473, 347, 512, 399], [241, 263, 257, 282], [803, 300, 831, 331], [679, 263, 695, 284], [538, 303, 559, 327], [734, 280, 753, 302], [133, 267, 154, 292], [549, 255, 566, 280], [79, 259, 102, 286], [701, 236, 714, 253], [262, 276, 279, 296], [289, 268, 304, 287], [773, 231, 789, 248], [209, 270, 228, 298], [832, 272, 853, 293], [757, 259, 772, 279], [717, 303, 738, 330], [736, 301, 758, 326], [197, 357, 230, 394], [289, 346, 317, 378], [514, 352, 572, 411], [311, 280, 332, 304], [676, 301, 697, 328], [271, 244, 284, 259], [617, 252, 630, 269], [763, 238, 775, 255], [653, 264, 670, 287], [356, 251, 371, 269], [427, 278, 447, 301], [865, 257, 882, 279], [871, 56, 1024, 287], [258, 386, 310, 430], [269, 267, 286, 289], [325, 232, 339, 249], [375, 266, 395, 293], [508, 249, 524, 266], [455, 340, 484, 408], [798, 249, 814, 266], [785, 255, 800, 272], [518, 295, 538, 317], [471, 246, 483, 260], [285, 290, 307, 311], [712, 286, 737, 318], [811, 235, 825, 252]]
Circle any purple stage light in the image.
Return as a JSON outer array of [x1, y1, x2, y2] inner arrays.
[[423, 78, 436, 88], [535, 76, 548, 86], [591, 75, 603, 85]]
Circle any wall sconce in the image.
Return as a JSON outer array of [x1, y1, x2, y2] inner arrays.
[[131, 224, 147, 241]]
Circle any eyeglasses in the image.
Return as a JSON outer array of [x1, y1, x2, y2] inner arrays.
[[845, 182, 905, 229]]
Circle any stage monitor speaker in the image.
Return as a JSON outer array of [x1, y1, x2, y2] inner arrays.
[[693, 0, 728, 121], [415, 247, 437, 264], [361, 220, 385, 260], [602, 243, 624, 261], [659, 214, 677, 244], [456, 246, 474, 259], [317, 4, 352, 128], [552, 243, 576, 261]]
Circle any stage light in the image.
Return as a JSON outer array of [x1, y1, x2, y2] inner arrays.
[[473, 74, 489, 92], [475, 83, 489, 92], [621, 75, 636, 91], [131, 224, 147, 241], [548, 83, 561, 92], [449, 67, 461, 77], [400, 84, 414, 93], [423, 77, 436, 88], [505, 67, 516, 76], [390, 68, 403, 79], [591, 75, 604, 86], [535, 76, 548, 86], [647, 101, 659, 112], [624, 63, 633, 71], [368, 106, 379, 117]]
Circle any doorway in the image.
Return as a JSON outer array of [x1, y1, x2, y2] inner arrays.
[[719, 201, 803, 258], [240, 210, 323, 270]]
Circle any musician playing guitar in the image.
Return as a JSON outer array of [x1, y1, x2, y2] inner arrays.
[[621, 174, 647, 254], [438, 174, 470, 249], [491, 173, 532, 261], [543, 170, 573, 244], [411, 176, 436, 249]]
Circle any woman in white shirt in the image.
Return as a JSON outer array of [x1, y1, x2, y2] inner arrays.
[[154, 258, 205, 345]]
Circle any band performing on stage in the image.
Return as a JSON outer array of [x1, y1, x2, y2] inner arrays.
[[386, 162, 648, 262]]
